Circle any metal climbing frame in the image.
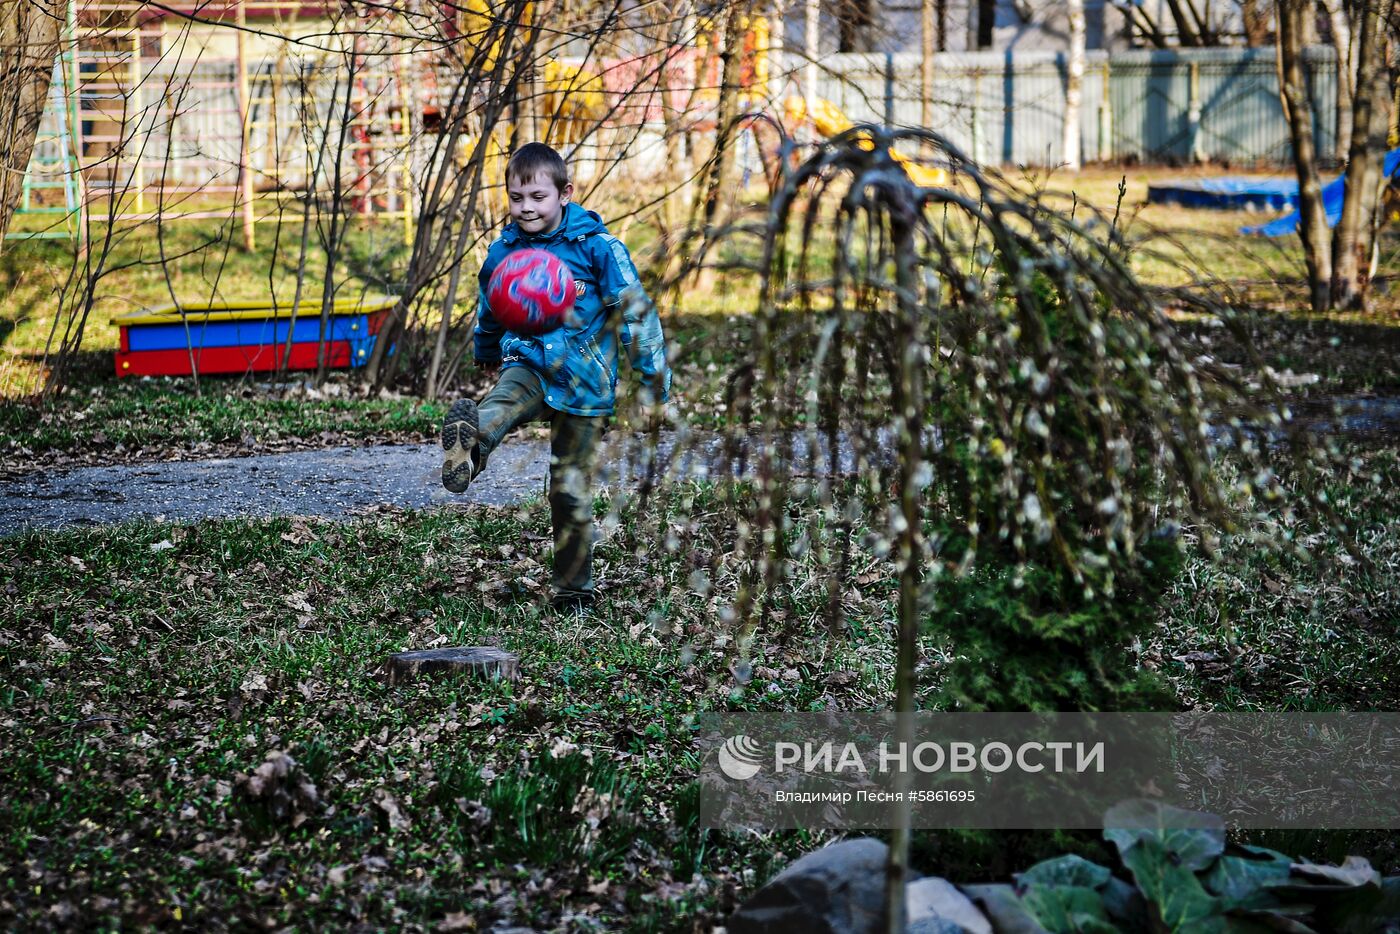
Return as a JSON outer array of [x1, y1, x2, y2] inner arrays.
[[6, 0, 83, 244], [12, 0, 423, 249]]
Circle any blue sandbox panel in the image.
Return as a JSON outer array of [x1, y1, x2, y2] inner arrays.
[[1147, 178, 1300, 212], [126, 314, 371, 352]]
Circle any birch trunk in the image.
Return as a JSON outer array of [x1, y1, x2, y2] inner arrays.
[[1063, 0, 1085, 170], [1323, 0, 1354, 160]]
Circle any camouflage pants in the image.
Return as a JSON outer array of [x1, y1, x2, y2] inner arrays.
[[476, 367, 600, 599]]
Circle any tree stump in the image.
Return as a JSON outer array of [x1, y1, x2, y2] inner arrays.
[[385, 646, 520, 685]]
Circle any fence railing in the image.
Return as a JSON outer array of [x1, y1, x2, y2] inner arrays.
[[815, 46, 1338, 167], [14, 32, 1341, 248]]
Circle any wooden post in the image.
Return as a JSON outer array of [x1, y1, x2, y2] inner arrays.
[[970, 69, 981, 164], [804, 0, 818, 104], [129, 12, 143, 213], [921, 0, 934, 142], [235, 0, 254, 251], [884, 52, 894, 128]]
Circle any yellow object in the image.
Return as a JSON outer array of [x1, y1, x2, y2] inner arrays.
[[460, 0, 532, 71], [692, 14, 771, 105], [542, 59, 607, 146], [743, 15, 770, 94], [112, 297, 398, 327], [784, 97, 948, 187]]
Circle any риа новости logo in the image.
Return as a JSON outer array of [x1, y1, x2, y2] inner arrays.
[[718, 735, 763, 780]]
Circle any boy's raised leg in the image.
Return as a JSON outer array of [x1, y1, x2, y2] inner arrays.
[[441, 398, 480, 493], [442, 369, 547, 493]]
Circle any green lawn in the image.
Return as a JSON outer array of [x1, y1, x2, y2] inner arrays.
[[3, 443, 1398, 928], [4, 167, 1400, 929], [3, 168, 1398, 470]]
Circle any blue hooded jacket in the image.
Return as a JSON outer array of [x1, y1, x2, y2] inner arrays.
[[473, 202, 671, 417]]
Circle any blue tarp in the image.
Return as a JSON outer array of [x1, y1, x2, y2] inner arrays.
[[1148, 178, 1301, 212], [1243, 148, 1400, 237]]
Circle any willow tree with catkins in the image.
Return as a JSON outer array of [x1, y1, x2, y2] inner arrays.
[[723, 123, 1255, 664], [648, 125, 1309, 928]]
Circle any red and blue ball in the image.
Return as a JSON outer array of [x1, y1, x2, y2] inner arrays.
[[486, 249, 576, 336]]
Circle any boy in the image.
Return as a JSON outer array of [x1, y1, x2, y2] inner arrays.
[[440, 142, 672, 613]]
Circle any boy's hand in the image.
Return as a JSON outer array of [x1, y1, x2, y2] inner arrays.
[[636, 386, 676, 431]]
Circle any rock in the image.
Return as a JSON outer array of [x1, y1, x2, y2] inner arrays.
[[907, 919, 964, 934], [729, 842, 996, 934], [959, 884, 1050, 933], [906, 877, 993, 934], [384, 646, 519, 684], [728, 838, 889, 933]]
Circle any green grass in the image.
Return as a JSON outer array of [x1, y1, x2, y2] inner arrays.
[[1152, 443, 1400, 712], [0, 498, 870, 928], [3, 444, 1399, 928], [3, 167, 1399, 464], [0, 362, 447, 472]]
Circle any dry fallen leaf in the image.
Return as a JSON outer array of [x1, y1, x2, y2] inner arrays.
[[235, 751, 319, 824], [239, 671, 269, 697], [375, 789, 411, 832], [283, 592, 315, 615], [438, 911, 476, 931]]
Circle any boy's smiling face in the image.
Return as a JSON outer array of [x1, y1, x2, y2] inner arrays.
[[506, 171, 573, 236]]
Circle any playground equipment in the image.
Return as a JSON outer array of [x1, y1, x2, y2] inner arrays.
[[783, 97, 948, 188], [1148, 149, 1400, 237], [1243, 149, 1400, 236], [9, 1, 444, 249], [12, 0, 780, 248], [5, 1, 83, 244], [112, 296, 396, 377]]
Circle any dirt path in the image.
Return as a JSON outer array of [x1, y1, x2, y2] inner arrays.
[[0, 430, 750, 535], [7, 395, 1398, 537]]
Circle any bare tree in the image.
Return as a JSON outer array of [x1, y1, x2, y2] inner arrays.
[[1331, 0, 1393, 309], [1115, 0, 1253, 47], [363, 0, 542, 392], [1277, 0, 1333, 311], [1322, 0, 1355, 156], [1241, 0, 1274, 45]]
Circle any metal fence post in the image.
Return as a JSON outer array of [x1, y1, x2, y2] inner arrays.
[[1097, 59, 1112, 161], [884, 52, 895, 128], [236, 0, 255, 251]]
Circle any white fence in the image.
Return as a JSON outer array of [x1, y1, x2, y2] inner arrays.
[[817, 46, 1339, 167]]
